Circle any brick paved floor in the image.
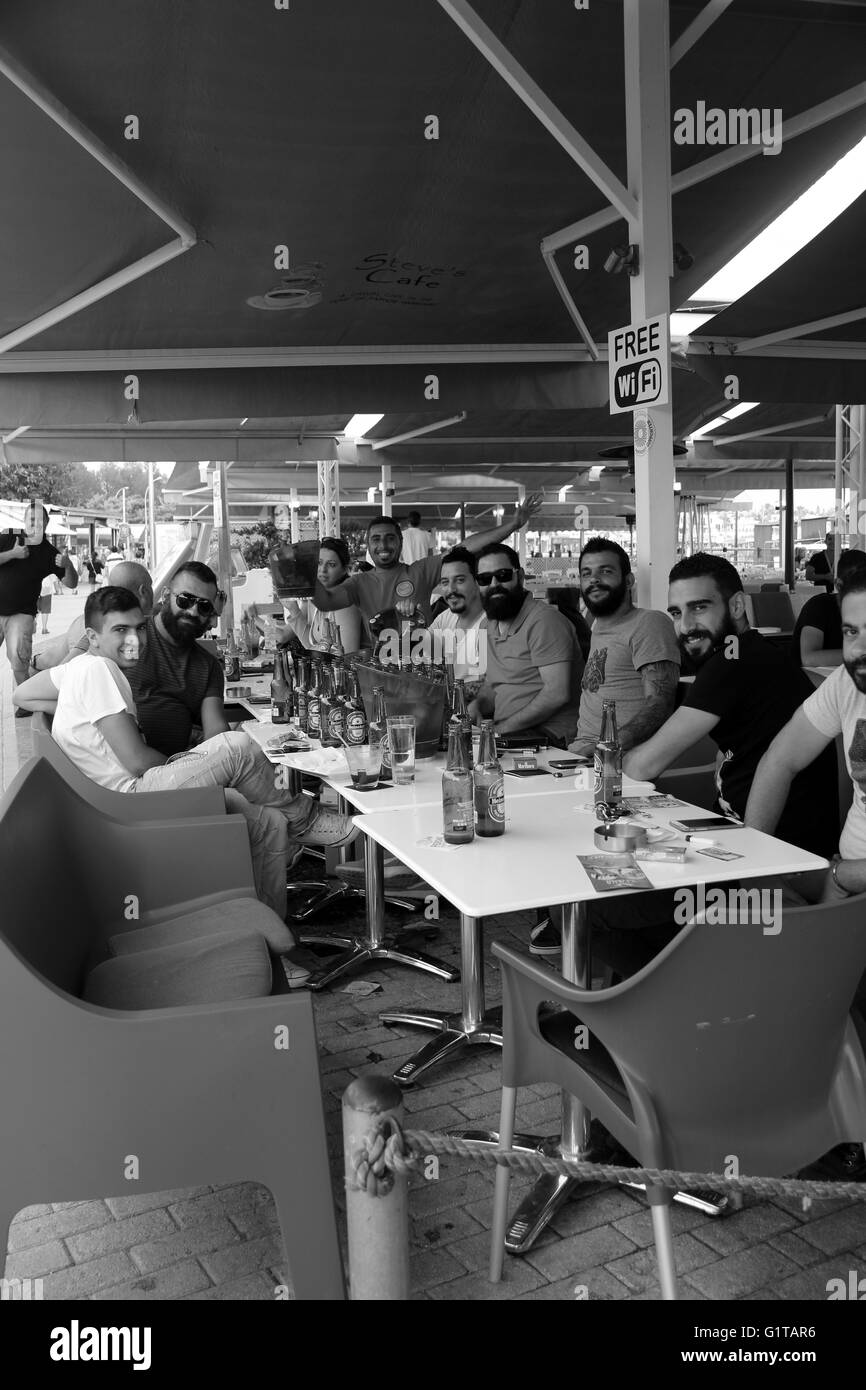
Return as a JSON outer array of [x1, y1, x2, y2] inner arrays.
[[3, 597, 866, 1301]]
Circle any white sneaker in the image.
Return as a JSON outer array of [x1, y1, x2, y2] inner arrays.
[[297, 807, 361, 850]]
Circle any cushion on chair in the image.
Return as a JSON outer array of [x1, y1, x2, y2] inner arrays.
[[83, 927, 273, 1010], [108, 897, 296, 957]]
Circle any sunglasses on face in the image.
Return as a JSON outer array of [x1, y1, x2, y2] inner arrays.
[[172, 591, 216, 617], [477, 568, 517, 587]]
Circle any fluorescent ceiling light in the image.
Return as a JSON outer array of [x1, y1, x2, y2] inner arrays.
[[453, 509, 463, 520], [558, 484, 572, 502], [688, 400, 759, 442], [669, 312, 715, 337], [344, 413, 384, 440], [685, 133, 866, 314], [366, 487, 377, 504]]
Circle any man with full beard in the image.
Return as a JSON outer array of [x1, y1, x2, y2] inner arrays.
[[569, 537, 680, 756], [466, 543, 584, 745], [624, 553, 838, 857]]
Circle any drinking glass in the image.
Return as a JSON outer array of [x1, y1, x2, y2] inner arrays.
[[343, 743, 383, 790], [386, 715, 416, 785]]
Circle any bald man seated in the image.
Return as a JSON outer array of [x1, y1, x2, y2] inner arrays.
[[32, 562, 154, 671]]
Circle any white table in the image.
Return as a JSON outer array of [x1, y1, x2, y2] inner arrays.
[[353, 796, 828, 1249]]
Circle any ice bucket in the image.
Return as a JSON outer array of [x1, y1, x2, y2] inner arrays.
[[354, 663, 446, 760], [268, 540, 320, 599]]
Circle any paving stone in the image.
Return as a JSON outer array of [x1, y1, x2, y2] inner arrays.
[[427, 1260, 547, 1300], [187, 1273, 276, 1300], [690, 1201, 799, 1256], [319, 1037, 410, 1072], [740, 1287, 782, 1300], [42, 1253, 140, 1299], [226, 1208, 281, 1240], [448, 1228, 558, 1274], [168, 1185, 273, 1229], [130, 1218, 242, 1274], [516, 1267, 634, 1301], [774, 1255, 865, 1300], [324, 1025, 412, 1053], [684, 1244, 800, 1300], [611, 1200, 709, 1248], [90, 1260, 213, 1300], [199, 1234, 284, 1284], [8, 1201, 113, 1252], [410, 1247, 468, 1291], [67, 1209, 178, 1262], [402, 1103, 468, 1134], [3, 1240, 72, 1280], [767, 1229, 831, 1268], [11, 1205, 52, 1222], [524, 1225, 636, 1281], [795, 1202, 866, 1256], [105, 1189, 211, 1219], [606, 1233, 720, 1293], [409, 1171, 495, 1218], [401, 1077, 482, 1111], [629, 1282, 708, 1301], [411, 1207, 485, 1247], [453, 1089, 535, 1121], [548, 1186, 643, 1238]]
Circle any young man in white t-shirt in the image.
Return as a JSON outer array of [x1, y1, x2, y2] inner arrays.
[[13, 586, 357, 917], [424, 546, 487, 691]]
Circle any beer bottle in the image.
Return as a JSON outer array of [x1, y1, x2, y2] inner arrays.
[[451, 678, 474, 768], [325, 666, 346, 746], [474, 720, 505, 837], [343, 668, 369, 745], [369, 686, 392, 783], [270, 650, 291, 724], [318, 665, 334, 746], [329, 616, 345, 665], [307, 658, 323, 739], [442, 718, 475, 845], [594, 699, 622, 808], [295, 656, 309, 732], [224, 630, 241, 683]]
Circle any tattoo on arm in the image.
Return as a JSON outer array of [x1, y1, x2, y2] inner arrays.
[[620, 660, 680, 750]]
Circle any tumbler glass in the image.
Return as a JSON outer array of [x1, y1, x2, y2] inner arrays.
[[386, 716, 416, 785]]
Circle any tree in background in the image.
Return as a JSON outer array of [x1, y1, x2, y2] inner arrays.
[[0, 461, 94, 507], [232, 521, 285, 569]]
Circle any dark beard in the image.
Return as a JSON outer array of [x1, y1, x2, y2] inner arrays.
[[582, 577, 629, 617], [679, 611, 738, 668], [161, 605, 205, 646], [844, 656, 866, 693], [482, 587, 525, 622]]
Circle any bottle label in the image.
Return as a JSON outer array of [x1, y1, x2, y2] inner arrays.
[[487, 780, 505, 823], [328, 706, 344, 739], [307, 698, 321, 735], [345, 710, 367, 745]]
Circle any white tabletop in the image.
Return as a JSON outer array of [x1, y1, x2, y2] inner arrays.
[[352, 796, 828, 918]]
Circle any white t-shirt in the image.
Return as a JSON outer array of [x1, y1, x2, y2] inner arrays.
[[801, 665, 866, 858], [49, 655, 139, 794], [401, 526, 432, 564], [427, 608, 488, 681]]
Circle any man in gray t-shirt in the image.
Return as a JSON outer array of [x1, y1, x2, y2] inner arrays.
[[569, 538, 680, 754]]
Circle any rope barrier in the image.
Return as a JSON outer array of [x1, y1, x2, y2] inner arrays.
[[349, 1118, 866, 1207]]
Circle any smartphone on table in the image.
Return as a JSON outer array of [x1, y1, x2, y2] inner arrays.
[[669, 815, 742, 833]]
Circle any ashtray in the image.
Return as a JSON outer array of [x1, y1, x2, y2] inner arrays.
[[593, 821, 648, 853]]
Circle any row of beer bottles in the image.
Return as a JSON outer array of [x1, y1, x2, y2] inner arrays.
[[442, 719, 504, 844], [271, 650, 368, 746]]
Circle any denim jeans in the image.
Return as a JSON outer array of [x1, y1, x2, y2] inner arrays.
[[132, 731, 318, 915], [0, 613, 36, 685]]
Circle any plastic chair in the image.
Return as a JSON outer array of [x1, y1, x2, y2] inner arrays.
[[489, 895, 866, 1298], [30, 712, 226, 821], [751, 592, 795, 632], [0, 757, 345, 1300]]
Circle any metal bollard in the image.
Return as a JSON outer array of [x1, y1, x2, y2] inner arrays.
[[342, 1073, 410, 1300]]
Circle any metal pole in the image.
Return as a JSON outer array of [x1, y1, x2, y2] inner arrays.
[[516, 484, 527, 568], [459, 503, 466, 541], [290, 486, 301, 543], [380, 464, 392, 518], [215, 461, 235, 638], [858, 404, 866, 551], [624, 0, 676, 612], [147, 462, 157, 571], [835, 404, 845, 538], [342, 1075, 409, 1300], [784, 456, 795, 588]]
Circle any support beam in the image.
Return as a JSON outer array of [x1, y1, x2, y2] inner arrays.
[[436, 0, 638, 221], [516, 484, 527, 569], [624, 0, 676, 612], [670, 0, 734, 67], [380, 463, 392, 518], [370, 412, 467, 450], [784, 454, 795, 588], [713, 412, 829, 445], [737, 307, 866, 354], [317, 459, 341, 538], [213, 462, 234, 639], [541, 252, 601, 359]]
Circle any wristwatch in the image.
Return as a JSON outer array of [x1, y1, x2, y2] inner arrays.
[[831, 856, 852, 896]]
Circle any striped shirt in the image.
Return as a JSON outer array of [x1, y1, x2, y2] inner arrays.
[[127, 615, 224, 755]]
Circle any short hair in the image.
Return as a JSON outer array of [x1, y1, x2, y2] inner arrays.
[[319, 535, 350, 570], [440, 545, 477, 577], [578, 536, 631, 577], [668, 551, 744, 602], [407, 511, 421, 528], [366, 514, 402, 540], [172, 560, 218, 591], [839, 567, 866, 605], [476, 542, 520, 569], [85, 585, 141, 630], [837, 550, 866, 583]]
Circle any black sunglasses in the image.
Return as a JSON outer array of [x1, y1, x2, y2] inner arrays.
[[477, 568, 518, 587], [172, 591, 216, 617]]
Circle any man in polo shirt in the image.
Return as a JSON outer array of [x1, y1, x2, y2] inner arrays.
[[312, 495, 542, 645], [466, 543, 583, 746], [792, 549, 866, 669]]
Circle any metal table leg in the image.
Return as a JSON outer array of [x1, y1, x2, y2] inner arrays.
[[305, 835, 459, 991], [382, 913, 503, 1087]]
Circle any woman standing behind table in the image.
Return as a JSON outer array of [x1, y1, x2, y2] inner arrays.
[[279, 536, 361, 655]]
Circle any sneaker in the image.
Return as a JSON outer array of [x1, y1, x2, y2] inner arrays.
[[14, 707, 30, 719], [529, 918, 560, 956], [296, 807, 361, 851], [800, 1142, 866, 1182], [280, 957, 312, 990]]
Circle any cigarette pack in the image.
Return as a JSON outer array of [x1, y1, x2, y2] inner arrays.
[[633, 845, 687, 864]]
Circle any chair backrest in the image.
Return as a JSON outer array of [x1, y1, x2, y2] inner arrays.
[[751, 591, 795, 631], [0, 758, 104, 996], [500, 891, 866, 1173], [655, 733, 718, 811]]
